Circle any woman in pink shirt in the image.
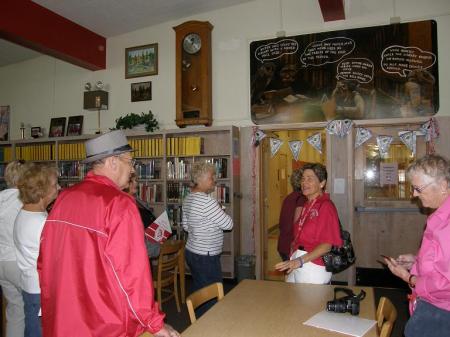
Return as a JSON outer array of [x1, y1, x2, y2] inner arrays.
[[385, 154, 450, 337]]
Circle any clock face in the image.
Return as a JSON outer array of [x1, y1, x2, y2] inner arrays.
[[183, 33, 202, 54]]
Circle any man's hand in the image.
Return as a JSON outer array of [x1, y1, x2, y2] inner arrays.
[[153, 324, 180, 337]]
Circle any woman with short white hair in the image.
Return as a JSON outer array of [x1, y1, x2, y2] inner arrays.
[[385, 154, 450, 337], [0, 161, 26, 337], [182, 161, 233, 316]]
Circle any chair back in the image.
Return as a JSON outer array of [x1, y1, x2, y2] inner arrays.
[[186, 282, 224, 323], [153, 239, 184, 312], [376, 296, 398, 337]]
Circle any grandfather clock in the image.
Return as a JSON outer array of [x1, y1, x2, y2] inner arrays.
[[173, 20, 213, 127]]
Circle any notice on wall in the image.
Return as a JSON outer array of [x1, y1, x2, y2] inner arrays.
[[380, 163, 398, 186]]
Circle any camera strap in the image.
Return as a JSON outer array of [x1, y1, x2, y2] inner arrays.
[[333, 287, 366, 301]]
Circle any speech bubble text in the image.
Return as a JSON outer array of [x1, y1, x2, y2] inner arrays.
[[300, 37, 355, 67], [254, 39, 298, 63], [336, 58, 374, 83], [381, 45, 436, 77]]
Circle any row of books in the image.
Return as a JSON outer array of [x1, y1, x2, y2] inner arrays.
[[167, 158, 191, 180], [136, 182, 163, 203], [135, 160, 161, 179], [0, 147, 13, 162], [16, 144, 55, 161], [58, 143, 86, 160], [167, 182, 191, 203], [59, 162, 88, 179], [0, 163, 6, 177], [210, 184, 230, 204], [129, 138, 163, 158], [206, 158, 228, 179], [166, 136, 203, 156], [166, 181, 230, 204]]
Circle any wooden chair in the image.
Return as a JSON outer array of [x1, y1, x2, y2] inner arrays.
[[376, 296, 398, 337], [186, 282, 224, 324], [153, 240, 184, 312]]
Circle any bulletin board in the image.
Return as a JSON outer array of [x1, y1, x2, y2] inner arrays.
[[250, 20, 438, 124]]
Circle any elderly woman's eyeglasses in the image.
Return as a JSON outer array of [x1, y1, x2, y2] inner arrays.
[[410, 181, 433, 194]]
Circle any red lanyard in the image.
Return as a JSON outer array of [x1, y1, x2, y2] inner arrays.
[[290, 198, 317, 255]]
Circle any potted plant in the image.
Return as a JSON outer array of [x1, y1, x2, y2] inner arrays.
[[114, 111, 159, 132]]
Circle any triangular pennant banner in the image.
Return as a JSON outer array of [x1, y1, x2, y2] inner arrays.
[[270, 138, 283, 157], [355, 127, 372, 148], [340, 119, 354, 137], [288, 140, 303, 161], [399, 131, 417, 156], [377, 135, 393, 158], [326, 120, 340, 136], [307, 133, 322, 154], [420, 118, 440, 142], [253, 129, 267, 147]]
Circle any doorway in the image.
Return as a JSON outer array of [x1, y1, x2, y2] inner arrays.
[[260, 129, 326, 280]]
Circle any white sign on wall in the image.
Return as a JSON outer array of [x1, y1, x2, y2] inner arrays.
[[380, 162, 398, 186]]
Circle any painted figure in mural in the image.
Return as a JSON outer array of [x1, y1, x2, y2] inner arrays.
[[331, 80, 365, 120], [251, 62, 277, 105], [400, 69, 435, 117]]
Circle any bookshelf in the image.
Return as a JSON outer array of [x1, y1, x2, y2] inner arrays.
[[0, 126, 240, 279]]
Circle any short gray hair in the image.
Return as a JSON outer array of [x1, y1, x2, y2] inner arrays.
[[406, 154, 450, 185], [4, 160, 26, 187], [191, 162, 215, 186]]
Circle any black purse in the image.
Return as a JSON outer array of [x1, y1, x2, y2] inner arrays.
[[322, 222, 356, 274]]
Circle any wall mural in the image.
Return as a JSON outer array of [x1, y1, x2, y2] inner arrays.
[[250, 20, 438, 124]]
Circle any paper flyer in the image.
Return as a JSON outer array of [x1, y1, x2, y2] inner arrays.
[[145, 211, 172, 243]]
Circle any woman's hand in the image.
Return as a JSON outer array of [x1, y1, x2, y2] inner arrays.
[[275, 258, 302, 274], [396, 254, 416, 271], [384, 257, 410, 283]]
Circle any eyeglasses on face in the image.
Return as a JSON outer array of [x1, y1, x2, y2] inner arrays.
[[117, 156, 136, 167], [410, 181, 433, 194]]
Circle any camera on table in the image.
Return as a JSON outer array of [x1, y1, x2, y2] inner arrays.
[[326, 287, 366, 316]]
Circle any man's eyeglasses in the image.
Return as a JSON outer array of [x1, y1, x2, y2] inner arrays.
[[410, 181, 433, 194], [117, 156, 136, 167]]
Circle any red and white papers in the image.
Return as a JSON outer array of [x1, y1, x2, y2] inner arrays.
[[144, 211, 172, 243]]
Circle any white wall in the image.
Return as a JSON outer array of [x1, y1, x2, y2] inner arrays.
[[1, 0, 449, 139]]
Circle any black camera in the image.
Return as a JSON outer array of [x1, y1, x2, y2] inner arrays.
[[326, 287, 366, 316]]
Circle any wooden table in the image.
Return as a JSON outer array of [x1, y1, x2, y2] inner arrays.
[[182, 279, 377, 337]]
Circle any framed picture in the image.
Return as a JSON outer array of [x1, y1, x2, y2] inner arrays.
[[66, 115, 84, 136], [31, 127, 42, 138], [49, 117, 66, 138], [0, 105, 10, 141], [131, 81, 152, 102], [125, 43, 158, 78]]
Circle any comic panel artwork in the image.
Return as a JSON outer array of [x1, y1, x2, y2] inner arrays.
[[250, 20, 438, 124]]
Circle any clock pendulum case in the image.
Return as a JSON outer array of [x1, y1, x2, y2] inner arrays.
[[173, 21, 213, 127]]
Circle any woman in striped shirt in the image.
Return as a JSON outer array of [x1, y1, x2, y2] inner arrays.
[[182, 162, 233, 314]]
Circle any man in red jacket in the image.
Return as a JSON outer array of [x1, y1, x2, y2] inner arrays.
[[38, 130, 179, 337]]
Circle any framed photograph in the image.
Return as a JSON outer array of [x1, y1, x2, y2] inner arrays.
[[31, 127, 42, 138], [66, 115, 84, 136], [131, 81, 152, 102], [0, 105, 10, 141], [49, 117, 66, 138], [125, 43, 158, 78]]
